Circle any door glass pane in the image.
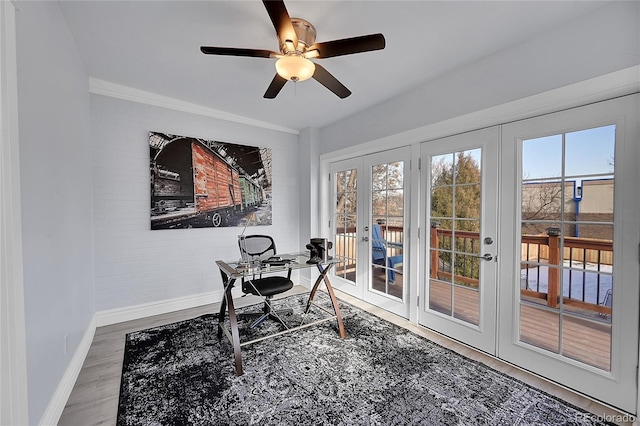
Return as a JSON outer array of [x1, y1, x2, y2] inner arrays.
[[429, 150, 482, 325], [565, 126, 615, 177], [370, 161, 404, 300], [456, 220, 480, 255], [521, 181, 566, 223], [334, 169, 357, 283], [522, 134, 562, 179], [429, 279, 452, 316], [519, 125, 614, 371], [431, 186, 453, 219], [455, 148, 481, 184], [520, 304, 560, 352]]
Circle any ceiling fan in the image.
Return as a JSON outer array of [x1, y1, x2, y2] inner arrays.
[[200, 0, 386, 99]]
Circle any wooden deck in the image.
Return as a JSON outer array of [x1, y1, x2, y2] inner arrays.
[[370, 266, 403, 299], [520, 303, 611, 370], [429, 284, 611, 371], [336, 264, 611, 371], [337, 265, 405, 299]]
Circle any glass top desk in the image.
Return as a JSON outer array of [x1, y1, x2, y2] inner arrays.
[[215, 252, 346, 376]]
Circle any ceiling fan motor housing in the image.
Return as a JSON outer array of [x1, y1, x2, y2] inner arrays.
[[287, 18, 316, 53]]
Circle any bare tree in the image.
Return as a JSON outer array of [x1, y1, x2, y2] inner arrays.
[[521, 181, 564, 221]]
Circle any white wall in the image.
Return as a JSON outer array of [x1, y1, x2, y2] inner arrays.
[[90, 95, 301, 311], [15, 2, 94, 422], [319, 1, 640, 153], [298, 127, 321, 246], [15, 2, 301, 420]]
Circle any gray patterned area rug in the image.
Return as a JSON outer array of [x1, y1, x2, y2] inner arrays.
[[117, 293, 609, 425]]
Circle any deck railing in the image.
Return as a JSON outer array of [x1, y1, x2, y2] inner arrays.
[[430, 225, 613, 317], [334, 225, 404, 276]]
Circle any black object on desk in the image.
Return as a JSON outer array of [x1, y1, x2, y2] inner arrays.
[[215, 253, 346, 376], [262, 256, 295, 266], [306, 237, 333, 264]]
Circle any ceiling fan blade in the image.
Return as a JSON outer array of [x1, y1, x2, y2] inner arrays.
[[263, 74, 288, 99], [200, 46, 278, 58], [308, 33, 385, 59], [312, 64, 351, 99], [262, 0, 298, 49]]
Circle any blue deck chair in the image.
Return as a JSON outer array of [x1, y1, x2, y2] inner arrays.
[[372, 224, 403, 283], [598, 288, 612, 319]]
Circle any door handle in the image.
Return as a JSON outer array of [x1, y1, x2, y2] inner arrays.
[[474, 253, 493, 261]]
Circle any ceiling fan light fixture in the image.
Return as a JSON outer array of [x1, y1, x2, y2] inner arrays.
[[275, 55, 315, 82]]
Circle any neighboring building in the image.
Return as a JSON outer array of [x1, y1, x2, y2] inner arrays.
[[522, 179, 614, 240]]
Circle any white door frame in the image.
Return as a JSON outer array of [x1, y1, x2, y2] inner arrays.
[[319, 68, 640, 413], [327, 147, 413, 318], [419, 127, 499, 354], [498, 94, 640, 414], [361, 147, 412, 318], [328, 157, 365, 299], [0, 1, 29, 424]]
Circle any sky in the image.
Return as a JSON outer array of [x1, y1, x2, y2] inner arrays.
[[522, 125, 615, 180], [428, 124, 615, 185]]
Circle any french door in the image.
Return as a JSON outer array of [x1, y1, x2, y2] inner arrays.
[[419, 127, 499, 353], [330, 147, 411, 318], [326, 94, 638, 413], [498, 94, 639, 413]]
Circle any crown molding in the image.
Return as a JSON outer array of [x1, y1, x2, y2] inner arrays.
[[321, 65, 640, 162], [88, 78, 299, 135]]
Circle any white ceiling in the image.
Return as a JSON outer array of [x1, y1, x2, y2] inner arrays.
[[58, 1, 609, 132]]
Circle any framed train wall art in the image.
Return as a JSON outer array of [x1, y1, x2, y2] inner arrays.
[[149, 131, 272, 229]]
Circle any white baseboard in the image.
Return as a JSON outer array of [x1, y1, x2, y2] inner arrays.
[[38, 315, 97, 426], [297, 274, 312, 288], [40, 283, 317, 424], [95, 290, 224, 327], [93, 280, 314, 328], [40, 290, 224, 425]]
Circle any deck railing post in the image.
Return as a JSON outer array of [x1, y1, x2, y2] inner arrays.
[[430, 222, 440, 279], [546, 227, 561, 308]]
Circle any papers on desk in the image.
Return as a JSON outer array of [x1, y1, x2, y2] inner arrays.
[[261, 256, 297, 267]]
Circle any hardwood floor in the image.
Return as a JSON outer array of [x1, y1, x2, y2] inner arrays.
[[59, 286, 631, 425]]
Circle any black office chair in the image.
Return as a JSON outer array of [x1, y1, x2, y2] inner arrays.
[[238, 235, 294, 328]]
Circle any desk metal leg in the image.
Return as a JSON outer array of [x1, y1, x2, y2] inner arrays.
[[226, 289, 244, 376], [218, 274, 244, 376], [306, 263, 346, 339], [217, 272, 234, 338], [217, 281, 229, 340], [217, 259, 344, 377]]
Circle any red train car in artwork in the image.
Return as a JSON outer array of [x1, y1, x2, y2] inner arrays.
[[150, 133, 266, 229]]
